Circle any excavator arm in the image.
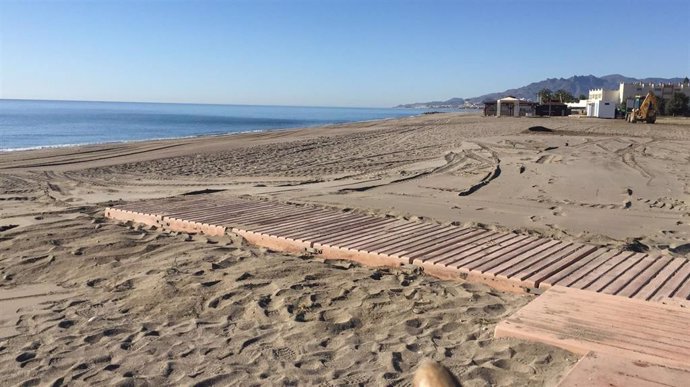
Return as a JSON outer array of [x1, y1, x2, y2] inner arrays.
[[628, 91, 658, 123], [638, 92, 658, 122]]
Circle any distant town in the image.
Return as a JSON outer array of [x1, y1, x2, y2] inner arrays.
[[396, 74, 690, 119]]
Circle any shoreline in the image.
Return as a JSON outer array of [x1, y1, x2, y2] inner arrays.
[[0, 113, 478, 172], [2, 99, 475, 154], [0, 112, 444, 154]]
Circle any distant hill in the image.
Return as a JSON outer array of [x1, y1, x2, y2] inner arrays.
[[396, 97, 465, 109], [396, 74, 685, 108]]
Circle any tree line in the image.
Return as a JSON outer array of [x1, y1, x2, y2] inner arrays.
[[536, 88, 580, 103]]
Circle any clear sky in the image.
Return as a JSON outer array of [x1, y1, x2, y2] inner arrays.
[[1, 0, 688, 107]]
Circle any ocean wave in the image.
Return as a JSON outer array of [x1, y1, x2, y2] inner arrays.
[[0, 129, 268, 153]]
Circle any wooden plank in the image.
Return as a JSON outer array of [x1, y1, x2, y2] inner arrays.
[[495, 286, 690, 370], [673, 276, 690, 300], [377, 225, 455, 255], [251, 211, 346, 232], [539, 248, 614, 289], [419, 231, 503, 264], [473, 239, 561, 274], [427, 233, 520, 267], [361, 224, 441, 252], [509, 306, 690, 348], [238, 209, 327, 229], [301, 218, 390, 242], [567, 251, 636, 289], [179, 205, 300, 225], [613, 256, 673, 298], [165, 201, 272, 218], [236, 207, 332, 228], [488, 242, 570, 279], [248, 211, 351, 234], [522, 246, 603, 289], [388, 227, 469, 257], [634, 258, 687, 301], [366, 224, 446, 254], [343, 223, 430, 251], [279, 214, 375, 240], [498, 243, 582, 280], [462, 236, 544, 271], [224, 204, 316, 224], [118, 197, 214, 213], [556, 351, 690, 387], [406, 229, 486, 260], [443, 234, 533, 269], [584, 252, 647, 292], [650, 262, 690, 302], [317, 222, 412, 251], [311, 218, 401, 246]]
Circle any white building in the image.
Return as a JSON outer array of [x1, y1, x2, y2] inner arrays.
[[589, 82, 690, 105], [619, 82, 690, 104], [589, 88, 621, 103], [566, 99, 588, 115], [586, 88, 619, 119], [586, 100, 616, 119], [495, 97, 535, 117]]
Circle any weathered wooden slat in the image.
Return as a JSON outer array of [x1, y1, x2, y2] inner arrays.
[[556, 351, 690, 387], [495, 286, 690, 370]]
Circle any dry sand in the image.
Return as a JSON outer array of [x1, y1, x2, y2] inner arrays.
[[1, 113, 689, 385]]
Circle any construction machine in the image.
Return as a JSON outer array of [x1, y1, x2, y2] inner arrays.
[[626, 91, 658, 123]]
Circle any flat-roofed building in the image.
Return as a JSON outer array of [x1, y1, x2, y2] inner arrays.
[[483, 97, 537, 117], [619, 82, 690, 103], [589, 88, 620, 103]]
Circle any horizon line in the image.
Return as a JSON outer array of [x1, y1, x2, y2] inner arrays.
[[0, 97, 403, 110]]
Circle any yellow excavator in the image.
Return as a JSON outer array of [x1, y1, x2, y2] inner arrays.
[[626, 91, 658, 123]]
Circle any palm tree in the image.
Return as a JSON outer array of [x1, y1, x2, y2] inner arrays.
[[554, 89, 575, 103], [537, 88, 553, 104]]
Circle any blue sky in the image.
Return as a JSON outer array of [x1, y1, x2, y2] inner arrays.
[[1, 0, 688, 107]]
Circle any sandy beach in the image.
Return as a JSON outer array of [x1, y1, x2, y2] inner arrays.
[[2, 113, 689, 385]]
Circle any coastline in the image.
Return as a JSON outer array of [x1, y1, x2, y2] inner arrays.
[[1, 99, 454, 154]]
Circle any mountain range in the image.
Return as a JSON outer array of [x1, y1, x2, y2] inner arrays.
[[396, 74, 685, 108]]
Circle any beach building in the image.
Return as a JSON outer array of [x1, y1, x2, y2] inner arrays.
[[585, 81, 689, 118], [588, 88, 620, 103], [618, 82, 690, 104], [586, 100, 615, 119], [535, 101, 568, 116], [589, 82, 690, 105], [483, 97, 536, 117], [566, 100, 588, 115]]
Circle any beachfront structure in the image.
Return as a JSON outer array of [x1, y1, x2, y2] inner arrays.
[[566, 100, 588, 115], [483, 97, 536, 117], [588, 88, 620, 103], [586, 100, 615, 119], [619, 82, 690, 104], [535, 102, 568, 116], [589, 82, 690, 105]]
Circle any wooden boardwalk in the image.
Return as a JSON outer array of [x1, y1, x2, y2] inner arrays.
[[105, 196, 690, 306], [496, 287, 690, 386], [556, 352, 690, 387]]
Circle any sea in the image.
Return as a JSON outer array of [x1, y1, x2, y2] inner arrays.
[[0, 99, 459, 152]]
